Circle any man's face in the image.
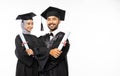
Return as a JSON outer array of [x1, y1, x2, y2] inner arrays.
[[47, 16, 60, 31]]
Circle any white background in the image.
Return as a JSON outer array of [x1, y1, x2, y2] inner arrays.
[[0, 0, 120, 76]]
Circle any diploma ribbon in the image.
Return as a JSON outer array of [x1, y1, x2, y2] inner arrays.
[[58, 32, 70, 50], [19, 33, 29, 49]]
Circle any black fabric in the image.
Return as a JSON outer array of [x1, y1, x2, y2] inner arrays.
[[46, 11, 60, 19], [15, 34, 49, 76], [38, 32, 70, 76], [16, 12, 36, 20], [41, 6, 65, 20]]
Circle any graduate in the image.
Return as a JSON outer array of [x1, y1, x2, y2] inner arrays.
[[39, 6, 70, 76], [15, 12, 49, 76]]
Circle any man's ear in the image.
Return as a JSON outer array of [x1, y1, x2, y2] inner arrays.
[[58, 20, 61, 24]]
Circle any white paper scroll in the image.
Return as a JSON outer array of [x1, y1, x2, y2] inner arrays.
[[19, 33, 29, 49], [58, 32, 70, 50]]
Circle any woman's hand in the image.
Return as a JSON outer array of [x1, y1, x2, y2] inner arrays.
[[26, 49, 34, 56]]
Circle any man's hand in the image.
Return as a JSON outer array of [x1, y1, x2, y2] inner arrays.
[[26, 49, 34, 56], [49, 48, 62, 58]]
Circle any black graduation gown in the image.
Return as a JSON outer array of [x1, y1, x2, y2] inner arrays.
[[39, 32, 70, 76], [15, 34, 49, 76]]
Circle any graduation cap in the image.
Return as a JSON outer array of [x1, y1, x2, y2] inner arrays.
[[40, 6, 66, 31], [16, 12, 36, 20], [41, 6, 65, 20]]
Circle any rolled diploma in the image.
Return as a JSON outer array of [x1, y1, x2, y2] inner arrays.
[[58, 32, 70, 50], [19, 33, 29, 49]]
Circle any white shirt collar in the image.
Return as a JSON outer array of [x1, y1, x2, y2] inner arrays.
[[50, 29, 60, 36]]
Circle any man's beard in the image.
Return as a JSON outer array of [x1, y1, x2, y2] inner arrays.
[[48, 23, 58, 31]]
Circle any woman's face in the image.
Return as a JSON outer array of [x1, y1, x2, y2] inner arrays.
[[24, 20, 33, 32]]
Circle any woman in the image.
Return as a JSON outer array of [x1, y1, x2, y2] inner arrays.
[[15, 12, 49, 76]]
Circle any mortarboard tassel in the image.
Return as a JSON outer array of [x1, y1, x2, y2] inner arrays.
[[41, 17, 44, 31], [41, 22, 44, 31]]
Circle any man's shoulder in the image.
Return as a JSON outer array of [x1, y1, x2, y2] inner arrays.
[[57, 31, 65, 36]]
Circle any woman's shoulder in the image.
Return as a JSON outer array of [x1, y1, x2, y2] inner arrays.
[[39, 33, 49, 38], [30, 34, 37, 38], [15, 34, 20, 39]]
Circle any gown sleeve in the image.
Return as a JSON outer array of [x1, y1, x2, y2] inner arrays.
[[15, 35, 34, 67], [50, 39, 70, 60], [45, 33, 70, 71], [56, 39, 70, 60]]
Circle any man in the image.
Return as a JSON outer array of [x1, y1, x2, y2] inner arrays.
[[39, 6, 70, 76]]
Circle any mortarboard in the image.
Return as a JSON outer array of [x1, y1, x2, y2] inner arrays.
[[40, 6, 66, 31], [41, 6, 65, 20], [16, 12, 36, 20]]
